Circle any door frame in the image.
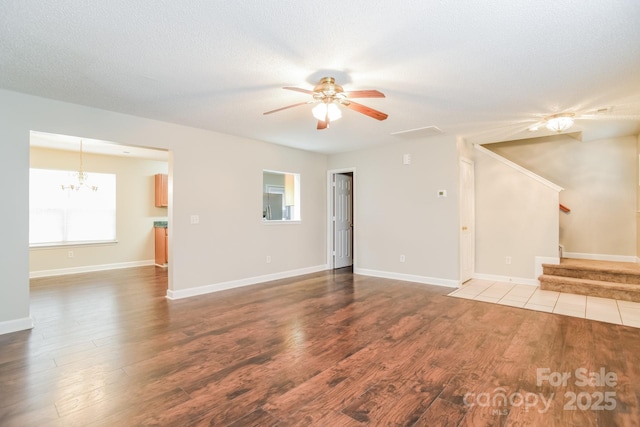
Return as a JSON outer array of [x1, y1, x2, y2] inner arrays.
[[327, 167, 356, 269], [459, 157, 475, 284]]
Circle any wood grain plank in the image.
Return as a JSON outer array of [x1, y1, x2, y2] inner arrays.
[[414, 397, 466, 427], [0, 267, 638, 425]]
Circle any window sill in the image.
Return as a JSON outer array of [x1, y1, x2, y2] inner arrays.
[[262, 220, 301, 225], [30, 240, 118, 249]]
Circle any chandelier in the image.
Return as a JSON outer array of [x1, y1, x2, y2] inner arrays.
[[61, 139, 98, 192]]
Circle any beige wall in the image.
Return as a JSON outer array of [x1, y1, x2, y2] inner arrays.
[[487, 134, 637, 258], [171, 137, 327, 291], [29, 147, 168, 274], [457, 136, 475, 159], [637, 134, 640, 259], [328, 134, 460, 285], [0, 89, 327, 333], [474, 147, 560, 280]]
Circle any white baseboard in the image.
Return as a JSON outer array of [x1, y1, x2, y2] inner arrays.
[[354, 268, 458, 288], [563, 252, 637, 263], [166, 264, 330, 300], [472, 272, 539, 287], [29, 260, 156, 278], [472, 255, 563, 287], [0, 316, 34, 335]]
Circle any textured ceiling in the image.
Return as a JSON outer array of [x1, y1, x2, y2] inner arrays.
[[1, 0, 640, 154]]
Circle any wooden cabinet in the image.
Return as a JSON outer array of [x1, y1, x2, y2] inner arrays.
[[155, 227, 168, 267], [155, 174, 168, 207]]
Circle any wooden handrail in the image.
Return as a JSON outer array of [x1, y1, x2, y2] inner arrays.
[[559, 203, 571, 213]]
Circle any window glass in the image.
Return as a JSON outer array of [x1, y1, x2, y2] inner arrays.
[[30, 168, 116, 245]]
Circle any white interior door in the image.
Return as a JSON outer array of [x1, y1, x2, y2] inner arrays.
[[334, 173, 353, 268], [459, 158, 475, 283]]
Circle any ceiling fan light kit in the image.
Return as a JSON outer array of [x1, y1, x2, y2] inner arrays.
[[264, 76, 388, 129], [312, 102, 342, 122]]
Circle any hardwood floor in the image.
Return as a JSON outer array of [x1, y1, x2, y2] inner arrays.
[[1, 267, 639, 426]]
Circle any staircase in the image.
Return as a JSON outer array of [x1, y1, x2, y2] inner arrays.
[[539, 258, 640, 303]]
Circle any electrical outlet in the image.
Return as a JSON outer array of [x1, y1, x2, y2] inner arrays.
[[400, 254, 406, 263], [505, 256, 512, 265], [190, 215, 199, 224], [266, 255, 271, 264], [68, 250, 74, 258]]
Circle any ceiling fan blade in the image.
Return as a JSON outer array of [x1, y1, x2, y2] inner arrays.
[[263, 101, 310, 115], [343, 101, 388, 121], [283, 86, 314, 95], [344, 90, 385, 98]]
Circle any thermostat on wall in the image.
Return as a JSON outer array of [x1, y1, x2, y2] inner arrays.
[[437, 190, 447, 198]]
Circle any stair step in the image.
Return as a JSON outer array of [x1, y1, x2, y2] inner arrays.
[[541, 263, 640, 285], [539, 274, 640, 303]]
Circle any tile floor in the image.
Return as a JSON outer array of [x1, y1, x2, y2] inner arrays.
[[448, 279, 640, 328]]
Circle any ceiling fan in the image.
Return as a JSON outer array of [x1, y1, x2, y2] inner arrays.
[[263, 77, 388, 130]]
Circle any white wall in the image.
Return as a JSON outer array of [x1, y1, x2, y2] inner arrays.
[[29, 147, 168, 275], [0, 89, 327, 334], [474, 147, 560, 281], [328, 134, 460, 287], [487, 134, 637, 259]]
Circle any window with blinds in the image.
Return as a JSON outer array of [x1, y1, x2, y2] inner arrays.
[[29, 168, 116, 245]]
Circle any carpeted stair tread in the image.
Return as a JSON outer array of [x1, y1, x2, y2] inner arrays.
[[542, 261, 640, 274], [539, 274, 640, 303], [541, 263, 640, 285]]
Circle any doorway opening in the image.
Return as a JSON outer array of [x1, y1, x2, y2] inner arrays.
[[28, 131, 171, 289], [327, 168, 355, 270]]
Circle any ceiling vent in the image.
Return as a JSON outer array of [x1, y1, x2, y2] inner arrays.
[[390, 125, 443, 139], [585, 106, 614, 115]]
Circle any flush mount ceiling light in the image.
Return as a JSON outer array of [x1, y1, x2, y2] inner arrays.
[[544, 113, 575, 133]]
